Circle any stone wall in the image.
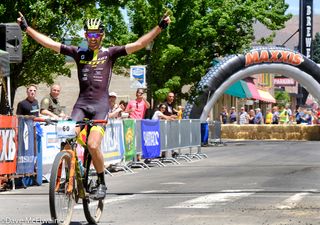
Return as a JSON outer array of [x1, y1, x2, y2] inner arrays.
[[221, 125, 320, 140]]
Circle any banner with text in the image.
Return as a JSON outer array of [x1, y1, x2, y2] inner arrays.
[[0, 116, 18, 175], [101, 119, 124, 165], [40, 124, 60, 180], [16, 118, 35, 174], [141, 120, 160, 159]]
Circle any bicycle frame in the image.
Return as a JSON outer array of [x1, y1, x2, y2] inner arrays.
[[34, 117, 108, 224], [55, 139, 85, 199]]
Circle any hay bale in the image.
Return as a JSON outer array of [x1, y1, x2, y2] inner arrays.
[[221, 124, 320, 140]]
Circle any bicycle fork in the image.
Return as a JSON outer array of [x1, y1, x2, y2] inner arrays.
[[54, 149, 85, 200]]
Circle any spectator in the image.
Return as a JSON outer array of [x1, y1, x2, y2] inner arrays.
[[40, 84, 67, 119], [108, 92, 118, 112], [220, 106, 228, 124], [315, 107, 320, 124], [265, 108, 273, 124], [229, 106, 237, 124], [285, 103, 293, 123], [248, 109, 255, 124], [163, 92, 178, 118], [177, 105, 183, 120], [254, 108, 263, 124], [16, 84, 40, 116], [239, 107, 249, 124], [119, 101, 129, 119], [301, 108, 313, 125], [279, 105, 289, 124], [152, 103, 173, 120], [108, 92, 123, 119], [272, 106, 280, 124], [295, 107, 303, 124], [126, 88, 150, 119]]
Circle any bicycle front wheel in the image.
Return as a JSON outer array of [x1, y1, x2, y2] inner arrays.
[[49, 151, 74, 225], [83, 154, 104, 224]]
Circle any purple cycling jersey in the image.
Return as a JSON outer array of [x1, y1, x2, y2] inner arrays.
[[60, 45, 127, 120]]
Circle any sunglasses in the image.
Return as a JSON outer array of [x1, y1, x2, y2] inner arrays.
[[87, 32, 101, 38]]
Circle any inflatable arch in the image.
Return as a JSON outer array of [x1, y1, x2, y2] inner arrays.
[[183, 46, 320, 122]]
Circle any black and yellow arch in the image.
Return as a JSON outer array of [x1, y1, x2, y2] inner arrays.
[[183, 47, 320, 122]]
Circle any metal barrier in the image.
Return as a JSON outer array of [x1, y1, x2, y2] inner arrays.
[[128, 119, 205, 168], [0, 117, 206, 189], [208, 120, 224, 145], [160, 119, 206, 162]]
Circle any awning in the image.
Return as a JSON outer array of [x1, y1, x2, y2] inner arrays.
[[224, 78, 276, 103], [243, 78, 260, 100], [257, 89, 276, 103], [224, 80, 247, 98]]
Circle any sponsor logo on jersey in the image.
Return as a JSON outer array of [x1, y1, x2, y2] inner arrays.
[[79, 59, 106, 66]]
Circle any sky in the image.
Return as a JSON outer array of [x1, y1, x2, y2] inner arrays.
[[285, 0, 320, 15]]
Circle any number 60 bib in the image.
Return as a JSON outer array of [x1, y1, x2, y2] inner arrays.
[[56, 120, 77, 138]]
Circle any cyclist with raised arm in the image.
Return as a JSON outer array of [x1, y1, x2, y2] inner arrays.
[[17, 12, 171, 200]]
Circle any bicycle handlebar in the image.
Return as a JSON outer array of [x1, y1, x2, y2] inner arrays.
[[33, 117, 59, 125]]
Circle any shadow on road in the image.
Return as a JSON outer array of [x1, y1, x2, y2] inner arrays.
[[43, 222, 87, 225]]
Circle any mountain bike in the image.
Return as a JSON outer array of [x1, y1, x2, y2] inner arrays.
[[34, 118, 108, 225]]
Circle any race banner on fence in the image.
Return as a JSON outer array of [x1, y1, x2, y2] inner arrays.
[[0, 116, 18, 175], [141, 119, 161, 159], [40, 124, 60, 180], [101, 119, 124, 165], [16, 118, 36, 174], [123, 119, 136, 161]]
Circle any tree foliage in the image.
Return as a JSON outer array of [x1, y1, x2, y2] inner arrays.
[[0, 0, 292, 113], [126, 0, 292, 104], [313, 32, 320, 63], [275, 90, 290, 107]]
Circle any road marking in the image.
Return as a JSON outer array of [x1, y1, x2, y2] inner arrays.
[[140, 190, 169, 193], [74, 195, 136, 209], [167, 190, 256, 209], [160, 182, 185, 185], [276, 191, 314, 209]]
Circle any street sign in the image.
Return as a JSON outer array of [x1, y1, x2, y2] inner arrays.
[[130, 65, 146, 89]]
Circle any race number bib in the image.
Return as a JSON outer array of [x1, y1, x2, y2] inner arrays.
[[56, 120, 77, 138]]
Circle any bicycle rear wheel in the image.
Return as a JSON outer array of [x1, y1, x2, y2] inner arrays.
[[83, 153, 104, 224], [49, 151, 74, 225]]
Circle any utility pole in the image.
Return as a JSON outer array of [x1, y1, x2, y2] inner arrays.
[[145, 42, 154, 118]]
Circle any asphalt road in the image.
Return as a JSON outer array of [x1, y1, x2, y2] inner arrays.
[[1, 141, 320, 225]]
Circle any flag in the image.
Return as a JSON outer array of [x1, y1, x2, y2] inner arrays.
[[123, 119, 136, 161], [141, 120, 161, 159]]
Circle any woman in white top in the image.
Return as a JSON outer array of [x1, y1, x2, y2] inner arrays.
[[152, 104, 173, 120]]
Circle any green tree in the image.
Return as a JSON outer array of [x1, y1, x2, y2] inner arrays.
[[274, 90, 290, 107], [125, 0, 292, 105], [312, 32, 320, 63]]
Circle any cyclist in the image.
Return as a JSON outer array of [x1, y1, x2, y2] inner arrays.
[[17, 12, 171, 200]]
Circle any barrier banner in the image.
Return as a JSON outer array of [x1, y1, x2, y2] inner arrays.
[[0, 116, 18, 175], [141, 119, 160, 159], [101, 119, 124, 165], [16, 118, 35, 174], [123, 119, 136, 161], [40, 124, 60, 180]]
